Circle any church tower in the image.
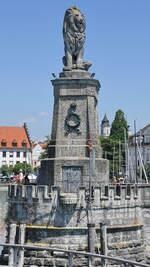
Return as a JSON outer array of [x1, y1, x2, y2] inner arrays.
[[101, 114, 110, 137]]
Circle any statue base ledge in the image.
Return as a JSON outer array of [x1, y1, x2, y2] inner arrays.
[[59, 70, 92, 79]]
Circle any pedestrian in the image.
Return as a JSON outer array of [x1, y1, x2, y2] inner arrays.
[[24, 174, 30, 185], [18, 169, 24, 185], [113, 176, 117, 184]]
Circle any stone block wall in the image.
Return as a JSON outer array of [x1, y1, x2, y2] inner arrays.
[[8, 184, 142, 227], [7, 185, 145, 260], [2, 184, 150, 265], [140, 184, 150, 263], [0, 185, 8, 255]]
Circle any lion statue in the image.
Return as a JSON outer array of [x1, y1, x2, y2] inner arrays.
[[63, 6, 91, 71]]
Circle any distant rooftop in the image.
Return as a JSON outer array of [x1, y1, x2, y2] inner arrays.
[[0, 126, 31, 149], [101, 114, 110, 127]]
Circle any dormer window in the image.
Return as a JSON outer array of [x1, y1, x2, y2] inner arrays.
[[12, 139, 17, 147], [22, 140, 27, 147], [1, 139, 7, 147]]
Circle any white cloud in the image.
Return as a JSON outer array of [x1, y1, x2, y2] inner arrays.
[[39, 111, 49, 117]]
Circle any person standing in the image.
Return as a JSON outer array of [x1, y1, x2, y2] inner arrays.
[[24, 174, 30, 185], [18, 169, 24, 185]]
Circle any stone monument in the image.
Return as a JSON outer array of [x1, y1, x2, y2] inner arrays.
[[39, 6, 109, 190]]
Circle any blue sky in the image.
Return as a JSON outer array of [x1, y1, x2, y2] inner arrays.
[[0, 0, 150, 141]]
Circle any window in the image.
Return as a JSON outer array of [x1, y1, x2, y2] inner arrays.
[[2, 161, 6, 165], [22, 140, 27, 147], [1, 139, 7, 146], [16, 161, 20, 164], [12, 140, 17, 147], [9, 161, 13, 165], [9, 151, 13, 158], [17, 152, 20, 157], [23, 152, 27, 158], [3, 151, 6, 157]]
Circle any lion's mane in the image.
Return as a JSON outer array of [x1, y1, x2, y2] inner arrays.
[[63, 6, 86, 69]]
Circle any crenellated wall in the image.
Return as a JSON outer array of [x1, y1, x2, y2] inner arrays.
[[1, 184, 150, 265], [7, 184, 143, 228], [8, 184, 142, 227]]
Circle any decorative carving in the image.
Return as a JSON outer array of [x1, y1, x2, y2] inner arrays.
[[65, 103, 81, 135], [62, 6, 92, 71]]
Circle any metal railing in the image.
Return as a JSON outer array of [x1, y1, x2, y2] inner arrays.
[[0, 243, 149, 267]]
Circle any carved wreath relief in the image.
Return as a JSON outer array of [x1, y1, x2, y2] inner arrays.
[[65, 103, 81, 135]]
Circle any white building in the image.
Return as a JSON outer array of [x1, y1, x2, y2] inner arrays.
[[0, 124, 32, 167], [32, 143, 46, 169], [128, 123, 150, 177], [101, 114, 110, 137]]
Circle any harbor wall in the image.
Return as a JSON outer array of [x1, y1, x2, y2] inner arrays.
[[7, 184, 146, 264], [1, 184, 150, 265], [0, 185, 8, 255]]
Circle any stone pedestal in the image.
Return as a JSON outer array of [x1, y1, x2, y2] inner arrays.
[[39, 70, 109, 189]]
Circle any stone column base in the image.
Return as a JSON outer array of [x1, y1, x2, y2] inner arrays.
[[39, 157, 109, 190]]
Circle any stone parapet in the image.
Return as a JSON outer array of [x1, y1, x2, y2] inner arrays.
[[8, 184, 141, 203], [8, 184, 143, 227], [1, 184, 150, 264]]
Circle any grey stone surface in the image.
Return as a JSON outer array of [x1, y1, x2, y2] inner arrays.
[[2, 184, 150, 265], [24, 251, 37, 258], [0, 185, 8, 256], [1, 184, 147, 265], [59, 70, 92, 78], [40, 74, 109, 188]]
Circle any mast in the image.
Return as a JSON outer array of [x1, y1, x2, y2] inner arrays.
[[124, 128, 128, 180], [139, 130, 142, 180], [136, 140, 148, 184], [119, 140, 121, 177], [134, 120, 138, 183], [113, 145, 115, 179]]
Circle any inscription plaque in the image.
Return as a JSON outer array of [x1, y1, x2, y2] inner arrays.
[[62, 166, 82, 193]]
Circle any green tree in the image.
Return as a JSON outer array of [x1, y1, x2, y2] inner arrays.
[[110, 109, 128, 141], [100, 136, 125, 179], [39, 135, 51, 159], [13, 162, 32, 175], [0, 165, 9, 176], [101, 109, 129, 179], [33, 166, 40, 174], [8, 165, 14, 175]]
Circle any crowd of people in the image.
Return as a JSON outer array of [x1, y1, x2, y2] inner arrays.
[[113, 176, 125, 184], [18, 169, 30, 185]]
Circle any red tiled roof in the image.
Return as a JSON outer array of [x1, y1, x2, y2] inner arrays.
[[0, 126, 31, 149], [32, 143, 46, 149]]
